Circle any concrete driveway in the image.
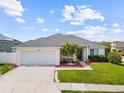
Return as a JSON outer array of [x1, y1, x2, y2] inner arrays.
[[0, 66, 61, 93]]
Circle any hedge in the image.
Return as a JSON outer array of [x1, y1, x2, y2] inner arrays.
[[88, 55, 106, 62]]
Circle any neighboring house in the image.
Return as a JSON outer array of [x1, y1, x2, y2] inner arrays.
[[0, 34, 22, 52], [15, 33, 106, 66], [112, 41, 124, 52], [112, 41, 124, 56]]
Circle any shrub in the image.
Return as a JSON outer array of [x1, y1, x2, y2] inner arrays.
[[88, 55, 106, 62], [107, 51, 122, 64]]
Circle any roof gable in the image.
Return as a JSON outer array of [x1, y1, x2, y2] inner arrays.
[[16, 33, 105, 48]]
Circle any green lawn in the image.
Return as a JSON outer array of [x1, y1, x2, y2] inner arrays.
[[58, 63, 124, 85], [0, 64, 14, 75], [62, 91, 124, 93]]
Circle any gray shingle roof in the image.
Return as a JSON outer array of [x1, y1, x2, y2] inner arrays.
[[0, 34, 14, 41], [113, 41, 124, 48], [16, 33, 105, 48]]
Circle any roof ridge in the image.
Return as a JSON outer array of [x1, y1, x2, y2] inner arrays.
[[15, 33, 106, 48]]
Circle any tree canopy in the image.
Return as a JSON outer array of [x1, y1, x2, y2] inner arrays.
[[62, 42, 80, 58]]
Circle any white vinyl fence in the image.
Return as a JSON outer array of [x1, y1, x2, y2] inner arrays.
[[122, 56, 124, 62], [0, 52, 16, 64]]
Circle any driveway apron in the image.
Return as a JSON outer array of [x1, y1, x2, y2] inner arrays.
[[0, 66, 61, 93]]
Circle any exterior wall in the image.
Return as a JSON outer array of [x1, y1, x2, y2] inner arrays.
[[115, 47, 124, 51], [122, 56, 124, 62], [55, 48, 60, 65], [0, 52, 16, 64], [16, 47, 60, 65], [83, 47, 89, 61], [92, 48, 105, 55], [81, 46, 103, 61], [99, 48, 105, 55], [0, 47, 105, 65], [89, 47, 105, 56], [94, 49, 99, 55], [111, 42, 124, 51], [15, 47, 105, 65], [89, 48, 99, 55]]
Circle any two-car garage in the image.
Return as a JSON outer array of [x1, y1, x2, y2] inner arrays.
[[16, 47, 60, 66]]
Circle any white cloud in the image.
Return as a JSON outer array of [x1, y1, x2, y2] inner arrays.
[[70, 21, 83, 25], [76, 5, 87, 9], [113, 23, 120, 27], [68, 26, 107, 36], [42, 28, 48, 32], [15, 17, 25, 23], [62, 5, 104, 25], [112, 23, 123, 33], [0, 0, 25, 17], [112, 28, 122, 33], [55, 28, 60, 32], [66, 23, 124, 41], [41, 28, 60, 32], [62, 5, 75, 21], [49, 10, 55, 14], [36, 18, 44, 24], [67, 25, 107, 41], [22, 27, 34, 30]]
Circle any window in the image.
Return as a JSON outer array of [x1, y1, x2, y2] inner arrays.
[[90, 49, 94, 55], [97, 49, 99, 55]]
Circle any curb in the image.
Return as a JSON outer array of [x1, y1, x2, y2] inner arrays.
[[55, 71, 60, 83]]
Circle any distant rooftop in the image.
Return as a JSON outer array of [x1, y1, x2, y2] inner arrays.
[[113, 41, 124, 48], [0, 34, 14, 41]]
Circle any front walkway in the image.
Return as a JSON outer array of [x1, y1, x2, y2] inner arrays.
[[0, 66, 61, 93], [56, 83, 124, 92]]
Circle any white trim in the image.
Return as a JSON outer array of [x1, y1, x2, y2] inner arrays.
[[16, 47, 61, 49], [86, 46, 89, 59]]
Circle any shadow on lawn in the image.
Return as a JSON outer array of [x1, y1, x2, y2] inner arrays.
[[112, 63, 124, 67]]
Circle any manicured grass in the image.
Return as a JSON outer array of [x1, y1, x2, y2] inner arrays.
[[62, 90, 124, 93], [0, 64, 14, 75], [58, 63, 124, 85]]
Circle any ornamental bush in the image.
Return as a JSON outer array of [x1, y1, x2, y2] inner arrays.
[[107, 51, 122, 64], [88, 55, 106, 62]]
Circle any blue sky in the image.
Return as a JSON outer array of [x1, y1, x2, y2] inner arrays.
[[0, 0, 124, 42]]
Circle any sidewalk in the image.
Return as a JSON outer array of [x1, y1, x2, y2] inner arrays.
[[56, 83, 124, 92]]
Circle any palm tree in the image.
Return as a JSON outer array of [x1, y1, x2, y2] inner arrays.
[[62, 42, 80, 63]]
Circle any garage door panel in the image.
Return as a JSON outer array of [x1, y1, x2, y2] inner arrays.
[[21, 51, 56, 65]]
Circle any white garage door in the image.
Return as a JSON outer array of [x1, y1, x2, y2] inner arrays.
[[20, 51, 56, 65]]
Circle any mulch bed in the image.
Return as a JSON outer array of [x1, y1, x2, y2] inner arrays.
[[57, 61, 83, 68]]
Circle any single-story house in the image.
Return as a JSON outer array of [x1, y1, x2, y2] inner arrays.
[[112, 41, 124, 56], [0, 34, 22, 52], [112, 41, 124, 52], [15, 33, 106, 66]]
